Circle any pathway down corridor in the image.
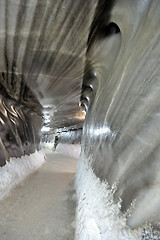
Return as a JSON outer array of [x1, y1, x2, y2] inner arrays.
[[0, 151, 77, 240]]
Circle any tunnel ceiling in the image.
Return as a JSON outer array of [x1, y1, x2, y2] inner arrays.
[[0, 0, 98, 132]]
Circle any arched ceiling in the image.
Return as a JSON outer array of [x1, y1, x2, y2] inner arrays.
[[0, 0, 98, 132]]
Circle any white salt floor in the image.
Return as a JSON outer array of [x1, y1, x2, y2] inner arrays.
[[0, 152, 77, 240]]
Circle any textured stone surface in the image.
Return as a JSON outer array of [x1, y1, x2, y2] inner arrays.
[[0, 0, 98, 130], [0, 0, 98, 162], [80, 0, 160, 232]]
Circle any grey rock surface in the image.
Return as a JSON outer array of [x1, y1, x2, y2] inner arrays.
[[81, 0, 160, 230]]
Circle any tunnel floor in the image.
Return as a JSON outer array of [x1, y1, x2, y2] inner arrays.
[[0, 151, 77, 240]]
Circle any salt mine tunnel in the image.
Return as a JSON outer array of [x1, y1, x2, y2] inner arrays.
[[0, 0, 160, 239]]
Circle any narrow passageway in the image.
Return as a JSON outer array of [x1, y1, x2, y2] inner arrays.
[[0, 152, 77, 240]]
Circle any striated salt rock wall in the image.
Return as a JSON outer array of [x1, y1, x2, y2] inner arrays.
[[75, 153, 160, 240], [79, 0, 160, 237]]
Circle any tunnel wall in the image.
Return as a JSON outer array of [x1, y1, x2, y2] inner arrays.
[[0, 84, 45, 200], [57, 128, 82, 145], [0, 87, 42, 167], [76, 0, 160, 239], [56, 144, 81, 159]]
